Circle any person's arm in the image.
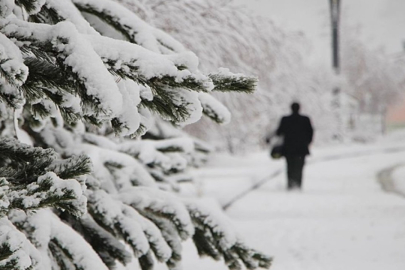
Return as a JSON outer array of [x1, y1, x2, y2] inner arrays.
[[276, 117, 285, 136], [307, 117, 314, 144], [265, 129, 278, 144]]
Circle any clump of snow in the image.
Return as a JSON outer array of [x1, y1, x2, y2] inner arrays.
[[139, 84, 153, 101], [170, 88, 203, 126], [45, 0, 99, 35], [199, 93, 231, 125], [0, 178, 11, 212], [0, 0, 14, 18], [0, 32, 28, 86], [115, 79, 141, 136]]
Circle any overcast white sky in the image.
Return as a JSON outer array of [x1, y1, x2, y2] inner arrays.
[[235, 0, 405, 65]]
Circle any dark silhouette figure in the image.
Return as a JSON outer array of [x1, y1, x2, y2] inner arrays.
[[276, 102, 313, 190]]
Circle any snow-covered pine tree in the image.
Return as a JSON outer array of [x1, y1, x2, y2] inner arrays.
[[0, 0, 271, 270]]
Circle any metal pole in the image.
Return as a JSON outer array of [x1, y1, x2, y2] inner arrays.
[[330, 0, 340, 74], [329, 0, 341, 140]]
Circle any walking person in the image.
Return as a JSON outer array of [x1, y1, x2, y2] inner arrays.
[[276, 102, 313, 190]]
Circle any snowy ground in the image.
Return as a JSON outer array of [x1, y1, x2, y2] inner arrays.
[[179, 130, 405, 270], [392, 166, 405, 197]]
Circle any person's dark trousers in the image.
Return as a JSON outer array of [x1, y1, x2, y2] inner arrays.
[[285, 155, 305, 189]]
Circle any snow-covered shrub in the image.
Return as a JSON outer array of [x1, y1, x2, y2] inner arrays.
[[0, 0, 271, 270]]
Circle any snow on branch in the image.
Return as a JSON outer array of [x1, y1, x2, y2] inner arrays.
[[0, 138, 89, 217], [1, 172, 86, 216], [118, 186, 195, 240], [62, 214, 133, 268], [14, 0, 46, 15], [0, 0, 15, 18], [72, 0, 186, 53], [0, 17, 241, 128], [85, 189, 173, 267], [87, 34, 210, 90], [1, 18, 124, 120], [199, 92, 231, 124], [210, 68, 258, 94], [48, 210, 109, 270], [0, 33, 27, 108], [186, 199, 272, 270], [0, 217, 40, 270], [0, 33, 28, 87], [30, 0, 99, 35], [82, 132, 198, 190]]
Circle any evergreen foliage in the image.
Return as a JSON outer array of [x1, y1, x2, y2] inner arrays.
[[0, 1, 269, 270]]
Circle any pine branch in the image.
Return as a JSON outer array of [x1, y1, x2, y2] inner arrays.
[[15, 0, 45, 15], [3, 19, 119, 120], [20, 47, 98, 125], [0, 33, 27, 108], [201, 103, 229, 124], [0, 217, 39, 270], [129, 123, 148, 139], [48, 240, 76, 270], [187, 201, 272, 270], [209, 73, 257, 94], [21, 53, 78, 97], [192, 228, 221, 260], [28, 5, 65, 25], [0, 138, 56, 184], [141, 95, 191, 124], [59, 213, 132, 268], [0, 59, 26, 88], [0, 83, 24, 109], [6, 172, 85, 216], [87, 190, 151, 258], [119, 187, 194, 240], [104, 58, 208, 93], [47, 155, 92, 180], [121, 205, 172, 263], [74, 2, 135, 43], [139, 211, 183, 269], [0, 139, 88, 216]]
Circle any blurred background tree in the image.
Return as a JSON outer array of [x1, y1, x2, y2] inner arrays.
[[118, 0, 405, 152]]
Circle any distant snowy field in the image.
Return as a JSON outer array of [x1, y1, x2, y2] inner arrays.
[[176, 130, 405, 270]]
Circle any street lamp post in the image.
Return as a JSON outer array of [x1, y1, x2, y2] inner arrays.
[[329, 0, 342, 140], [330, 0, 340, 74]]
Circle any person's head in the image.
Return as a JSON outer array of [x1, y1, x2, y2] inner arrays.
[[291, 102, 300, 114]]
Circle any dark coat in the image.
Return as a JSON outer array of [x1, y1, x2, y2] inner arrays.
[[276, 113, 313, 156]]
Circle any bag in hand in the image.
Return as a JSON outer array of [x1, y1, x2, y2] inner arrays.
[[270, 144, 284, 159], [269, 134, 284, 159]]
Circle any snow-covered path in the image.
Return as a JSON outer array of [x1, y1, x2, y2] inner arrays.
[[184, 133, 405, 270], [228, 151, 405, 270]]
